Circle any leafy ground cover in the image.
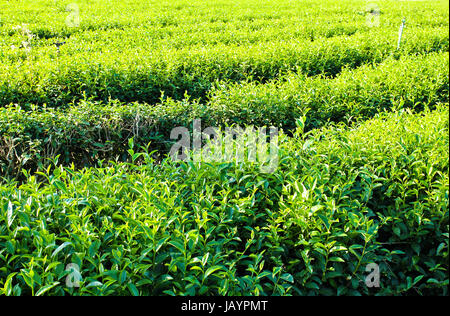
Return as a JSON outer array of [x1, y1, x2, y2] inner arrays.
[[1, 52, 447, 177], [0, 106, 448, 295], [0, 0, 448, 296], [0, 1, 448, 107]]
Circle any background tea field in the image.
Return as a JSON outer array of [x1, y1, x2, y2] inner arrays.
[[0, 0, 448, 296]]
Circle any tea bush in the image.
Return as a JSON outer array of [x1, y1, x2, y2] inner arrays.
[[1, 52, 448, 178], [0, 106, 447, 295], [0, 0, 448, 296], [1, 0, 448, 42], [0, 0, 448, 107], [276, 105, 449, 295], [2, 29, 447, 108], [207, 52, 449, 129]]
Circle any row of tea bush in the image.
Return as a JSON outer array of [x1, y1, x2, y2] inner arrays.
[[0, 105, 447, 295]]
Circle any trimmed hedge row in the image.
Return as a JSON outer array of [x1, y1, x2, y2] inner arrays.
[[0, 98, 198, 178], [0, 106, 447, 295], [2, 0, 448, 47], [207, 51, 450, 129], [1, 27, 448, 107], [1, 53, 448, 178]]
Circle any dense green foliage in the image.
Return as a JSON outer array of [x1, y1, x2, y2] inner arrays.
[[1, 53, 448, 177], [2, 28, 447, 107], [0, 0, 448, 107], [0, 0, 448, 296], [0, 107, 448, 295]]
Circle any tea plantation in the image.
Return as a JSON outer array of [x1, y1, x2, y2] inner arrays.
[[0, 0, 448, 296]]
